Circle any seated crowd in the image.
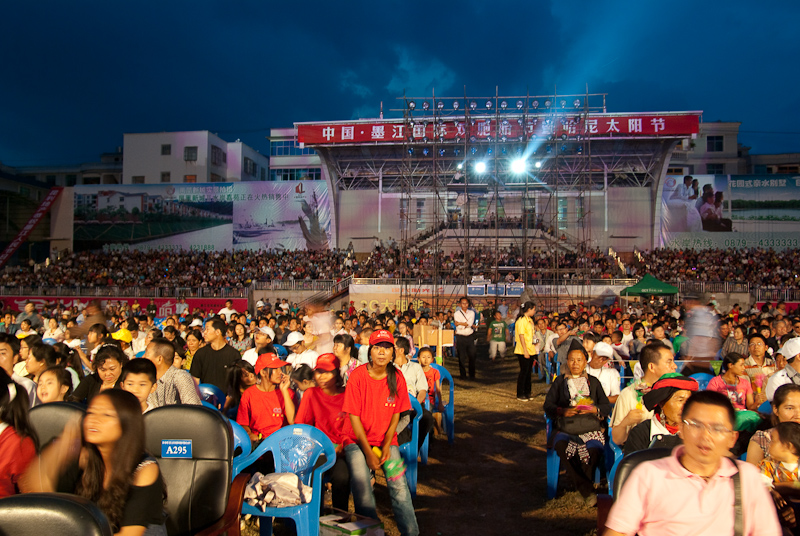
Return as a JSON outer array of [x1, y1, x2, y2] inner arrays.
[[0, 297, 465, 536]]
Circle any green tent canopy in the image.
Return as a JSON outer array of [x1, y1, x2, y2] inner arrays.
[[621, 274, 679, 296]]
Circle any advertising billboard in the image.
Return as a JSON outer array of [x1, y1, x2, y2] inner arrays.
[[660, 174, 800, 249]]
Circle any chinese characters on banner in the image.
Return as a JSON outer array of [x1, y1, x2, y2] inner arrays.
[[0, 296, 248, 318], [296, 114, 700, 145]]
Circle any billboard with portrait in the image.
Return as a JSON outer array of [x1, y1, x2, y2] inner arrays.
[[72, 181, 331, 253], [659, 174, 800, 250]]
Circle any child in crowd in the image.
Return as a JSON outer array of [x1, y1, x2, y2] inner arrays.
[[120, 358, 158, 413], [290, 364, 316, 404], [36, 367, 73, 404], [418, 347, 444, 438], [358, 328, 372, 364], [760, 421, 800, 486]]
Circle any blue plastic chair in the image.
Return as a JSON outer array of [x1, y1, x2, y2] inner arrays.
[[198, 383, 225, 410], [420, 398, 431, 466], [239, 424, 335, 536], [273, 344, 288, 358], [690, 373, 714, 391], [229, 420, 252, 480], [605, 431, 624, 494], [758, 400, 772, 414], [42, 338, 57, 345], [545, 414, 604, 499], [135, 350, 145, 358], [201, 400, 218, 411], [432, 363, 455, 444], [398, 393, 423, 497], [537, 351, 546, 380]]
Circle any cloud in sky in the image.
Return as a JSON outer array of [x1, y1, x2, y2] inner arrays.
[[1, 0, 799, 165]]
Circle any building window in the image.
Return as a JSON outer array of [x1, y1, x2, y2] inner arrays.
[[210, 173, 222, 182], [131, 176, 145, 184], [211, 145, 225, 166], [45, 175, 57, 186], [244, 158, 257, 176], [66, 174, 77, 186], [184, 175, 197, 183], [557, 197, 567, 230], [184, 146, 198, 161], [667, 167, 684, 175], [706, 136, 723, 152], [84, 177, 101, 185], [416, 199, 426, 230], [160, 172, 171, 183], [269, 139, 316, 156], [269, 168, 322, 181], [778, 165, 799, 174], [260, 167, 266, 181], [161, 144, 171, 156], [706, 163, 724, 174]]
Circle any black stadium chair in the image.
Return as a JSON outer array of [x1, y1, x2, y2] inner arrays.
[[597, 448, 672, 533], [144, 405, 247, 536], [0, 493, 112, 536], [29, 402, 86, 448]]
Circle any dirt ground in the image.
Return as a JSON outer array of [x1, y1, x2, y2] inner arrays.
[[246, 343, 600, 536]]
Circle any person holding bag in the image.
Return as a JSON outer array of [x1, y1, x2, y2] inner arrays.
[[544, 339, 612, 506]]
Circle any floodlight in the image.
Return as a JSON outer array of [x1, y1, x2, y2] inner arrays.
[[534, 160, 542, 168], [531, 100, 539, 109], [422, 102, 430, 111], [437, 101, 444, 110], [485, 100, 493, 109], [469, 101, 477, 110], [500, 100, 508, 109], [511, 159, 526, 174], [573, 99, 581, 108], [475, 161, 486, 173], [516, 100, 524, 109], [408, 101, 416, 110]]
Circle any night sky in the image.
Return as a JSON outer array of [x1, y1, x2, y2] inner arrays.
[[2, 0, 798, 166]]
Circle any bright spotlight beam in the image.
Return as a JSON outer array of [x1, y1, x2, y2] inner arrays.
[[475, 161, 486, 173], [511, 159, 526, 174], [534, 161, 542, 168]]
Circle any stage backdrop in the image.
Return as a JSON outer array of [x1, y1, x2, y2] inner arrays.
[[72, 181, 331, 253], [660, 174, 800, 250]]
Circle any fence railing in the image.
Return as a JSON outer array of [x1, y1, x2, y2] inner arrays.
[[0, 286, 248, 298], [672, 281, 751, 295], [753, 288, 800, 302], [251, 280, 339, 292]]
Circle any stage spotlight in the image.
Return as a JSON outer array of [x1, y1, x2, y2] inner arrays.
[[470, 101, 477, 110], [437, 101, 444, 110], [561, 133, 568, 141], [457, 163, 463, 169], [577, 146, 583, 154], [546, 145, 552, 154], [544, 99, 552, 108], [501, 147, 507, 155], [515, 146, 522, 155], [531, 100, 539, 109], [500, 100, 508, 109], [535, 160, 542, 168], [573, 99, 581, 108], [470, 147, 478, 155], [501, 136, 507, 143], [511, 159, 526, 174], [561, 145, 567, 152], [408, 101, 416, 110], [423, 148, 429, 156], [485, 100, 493, 109], [516, 100, 524, 109], [408, 148, 414, 155], [422, 102, 430, 111], [486, 147, 493, 156], [454, 148, 461, 156], [439, 148, 446, 156], [475, 161, 486, 173], [453, 101, 460, 110], [560, 100, 566, 108]]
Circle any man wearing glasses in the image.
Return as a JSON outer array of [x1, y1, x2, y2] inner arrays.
[[604, 390, 780, 536]]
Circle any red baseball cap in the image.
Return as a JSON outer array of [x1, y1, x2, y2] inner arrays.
[[369, 329, 395, 346], [254, 353, 290, 375], [315, 353, 340, 371]]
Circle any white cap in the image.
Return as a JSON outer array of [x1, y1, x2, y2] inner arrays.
[[285, 331, 304, 348], [256, 300, 265, 308], [189, 318, 203, 328], [779, 338, 800, 360], [257, 326, 275, 340], [593, 341, 614, 359]]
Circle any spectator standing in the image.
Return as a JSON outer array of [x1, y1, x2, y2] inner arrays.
[[453, 297, 477, 379], [190, 318, 241, 393]]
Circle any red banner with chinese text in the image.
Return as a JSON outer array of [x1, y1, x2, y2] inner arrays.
[[0, 296, 249, 318], [296, 113, 700, 145]]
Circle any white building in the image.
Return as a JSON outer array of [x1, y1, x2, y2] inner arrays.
[[13, 151, 124, 186], [268, 128, 322, 181], [122, 131, 269, 184]]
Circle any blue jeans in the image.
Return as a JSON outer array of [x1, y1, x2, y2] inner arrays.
[[344, 443, 419, 536]]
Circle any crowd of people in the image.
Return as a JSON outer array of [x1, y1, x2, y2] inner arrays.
[[3, 285, 800, 533], [636, 247, 800, 288]]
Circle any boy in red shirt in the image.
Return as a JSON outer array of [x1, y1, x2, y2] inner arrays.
[[237, 353, 295, 444]]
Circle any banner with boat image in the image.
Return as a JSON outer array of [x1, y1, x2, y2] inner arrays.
[[659, 174, 800, 250], [73, 181, 331, 253]]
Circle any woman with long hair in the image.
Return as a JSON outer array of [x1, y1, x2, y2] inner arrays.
[[0, 368, 37, 497], [228, 323, 252, 355], [223, 359, 256, 417], [332, 333, 359, 385], [295, 353, 351, 511], [514, 302, 537, 401], [342, 329, 419, 536], [22, 389, 166, 534]]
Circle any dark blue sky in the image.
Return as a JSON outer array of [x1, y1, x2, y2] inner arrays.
[[2, 0, 798, 166]]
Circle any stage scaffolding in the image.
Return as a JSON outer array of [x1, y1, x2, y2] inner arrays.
[[396, 88, 606, 313]]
